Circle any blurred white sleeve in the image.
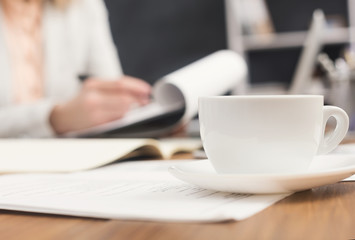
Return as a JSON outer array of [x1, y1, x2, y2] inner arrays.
[[85, 0, 123, 78], [0, 100, 56, 138]]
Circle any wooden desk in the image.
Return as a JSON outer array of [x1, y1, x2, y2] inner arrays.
[[1, 154, 355, 239], [0, 182, 355, 240]]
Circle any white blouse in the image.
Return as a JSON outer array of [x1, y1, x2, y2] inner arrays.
[[2, 0, 44, 103], [0, 0, 123, 137]]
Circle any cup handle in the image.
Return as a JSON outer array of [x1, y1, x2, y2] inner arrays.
[[317, 106, 349, 155]]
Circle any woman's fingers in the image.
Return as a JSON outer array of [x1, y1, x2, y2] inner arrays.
[[85, 76, 152, 99], [50, 76, 152, 134], [118, 76, 152, 95], [80, 90, 145, 124]]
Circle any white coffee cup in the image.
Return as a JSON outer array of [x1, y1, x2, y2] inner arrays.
[[198, 95, 349, 174]]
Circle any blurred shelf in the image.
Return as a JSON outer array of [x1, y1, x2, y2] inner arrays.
[[243, 27, 349, 51]]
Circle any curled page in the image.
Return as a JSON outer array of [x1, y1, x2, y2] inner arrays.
[[154, 49, 247, 125], [66, 50, 247, 137]]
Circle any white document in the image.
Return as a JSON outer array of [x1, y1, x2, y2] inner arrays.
[[0, 160, 289, 222], [65, 50, 247, 137]]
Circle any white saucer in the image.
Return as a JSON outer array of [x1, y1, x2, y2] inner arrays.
[[168, 154, 355, 194]]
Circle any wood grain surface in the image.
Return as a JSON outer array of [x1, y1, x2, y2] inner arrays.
[[0, 182, 354, 239]]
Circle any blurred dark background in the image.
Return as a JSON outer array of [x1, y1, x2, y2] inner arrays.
[[103, 0, 349, 87], [104, 0, 227, 85]]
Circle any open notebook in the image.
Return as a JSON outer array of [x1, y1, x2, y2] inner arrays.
[[0, 138, 202, 173], [64, 50, 247, 138]]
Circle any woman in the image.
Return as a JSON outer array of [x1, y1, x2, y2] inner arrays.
[[0, 0, 151, 137]]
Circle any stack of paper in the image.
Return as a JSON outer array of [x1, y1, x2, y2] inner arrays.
[[0, 160, 289, 222]]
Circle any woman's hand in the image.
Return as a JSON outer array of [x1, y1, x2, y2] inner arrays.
[[49, 76, 151, 134]]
